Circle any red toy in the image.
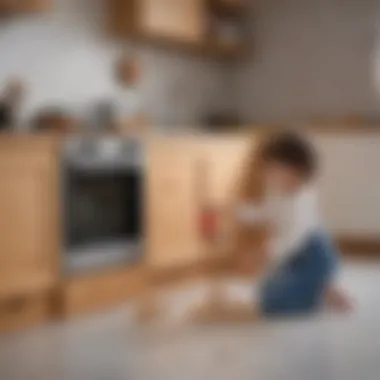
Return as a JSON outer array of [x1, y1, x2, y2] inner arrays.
[[200, 205, 220, 242]]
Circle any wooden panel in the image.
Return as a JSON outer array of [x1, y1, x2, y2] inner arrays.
[[0, 137, 59, 299], [146, 135, 261, 270], [138, 0, 205, 43], [199, 136, 254, 206], [0, 293, 50, 333], [146, 138, 202, 269], [196, 136, 257, 262], [62, 267, 145, 317]]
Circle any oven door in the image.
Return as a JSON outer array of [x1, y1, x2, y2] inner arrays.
[[63, 165, 144, 275]]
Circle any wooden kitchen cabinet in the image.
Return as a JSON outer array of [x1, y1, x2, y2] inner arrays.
[[0, 137, 59, 300], [109, 0, 205, 44], [138, 0, 205, 43], [199, 136, 254, 206], [146, 138, 202, 270], [108, 0, 246, 59], [145, 135, 259, 270], [196, 135, 257, 262]]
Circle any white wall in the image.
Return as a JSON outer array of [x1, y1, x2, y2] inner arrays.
[[310, 133, 380, 237], [0, 0, 228, 128], [231, 0, 380, 236], [235, 0, 380, 123]]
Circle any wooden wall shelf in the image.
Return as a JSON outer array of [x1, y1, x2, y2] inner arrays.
[[108, 0, 248, 61]]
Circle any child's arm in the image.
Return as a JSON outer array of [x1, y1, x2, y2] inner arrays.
[[235, 202, 267, 225], [232, 201, 271, 277]]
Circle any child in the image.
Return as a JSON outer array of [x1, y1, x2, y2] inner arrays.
[[217, 131, 351, 321]]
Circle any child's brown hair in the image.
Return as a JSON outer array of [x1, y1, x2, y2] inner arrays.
[[261, 132, 318, 179]]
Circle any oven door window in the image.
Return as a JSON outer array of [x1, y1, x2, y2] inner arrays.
[[65, 169, 143, 273], [65, 168, 142, 251]]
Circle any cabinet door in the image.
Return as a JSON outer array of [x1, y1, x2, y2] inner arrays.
[[138, 0, 205, 43], [200, 136, 254, 206], [146, 139, 201, 269], [199, 136, 261, 258], [0, 140, 59, 297]]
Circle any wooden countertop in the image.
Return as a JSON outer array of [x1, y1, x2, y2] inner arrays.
[[1, 125, 380, 145]]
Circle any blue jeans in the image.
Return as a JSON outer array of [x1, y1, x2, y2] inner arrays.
[[259, 232, 339, 316]]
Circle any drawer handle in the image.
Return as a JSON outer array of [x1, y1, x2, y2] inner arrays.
[[0, 297, 28, 313]]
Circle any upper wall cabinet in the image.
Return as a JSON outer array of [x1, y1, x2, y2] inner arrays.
[[109, 0, 205, 44], [138, 0, 205, 43], [108, 0, 247, 60]]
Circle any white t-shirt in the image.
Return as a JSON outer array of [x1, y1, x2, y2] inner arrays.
[[236, 186, 320, 269]]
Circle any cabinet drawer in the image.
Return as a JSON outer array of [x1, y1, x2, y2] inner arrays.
[[0, 293, 50, 333]]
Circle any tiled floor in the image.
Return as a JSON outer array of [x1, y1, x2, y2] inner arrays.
[[0, 259, 379, 380]]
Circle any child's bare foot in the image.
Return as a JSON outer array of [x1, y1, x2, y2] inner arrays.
[[326, 286, 353, 313]]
